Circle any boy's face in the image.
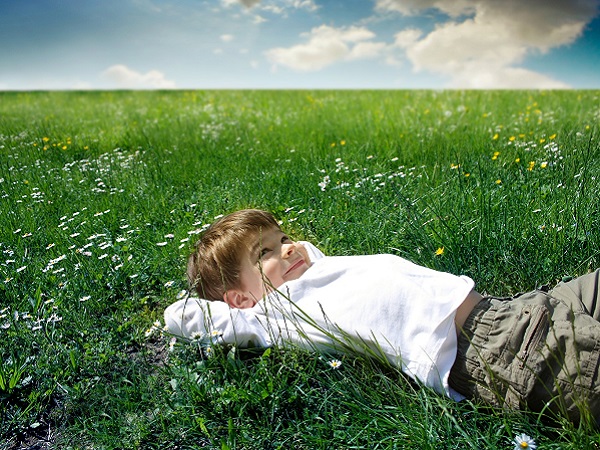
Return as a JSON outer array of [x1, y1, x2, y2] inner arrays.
[[237, 227, 312, 306]]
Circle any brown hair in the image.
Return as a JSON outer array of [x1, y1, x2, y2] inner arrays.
[[187, 209, 280, 301]]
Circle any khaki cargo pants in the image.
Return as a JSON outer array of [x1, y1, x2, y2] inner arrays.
[[449, 269, 600, 424]]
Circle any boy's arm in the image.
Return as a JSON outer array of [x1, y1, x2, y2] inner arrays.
[[164, 296, 272, 347], [165, 241, 325, 346]]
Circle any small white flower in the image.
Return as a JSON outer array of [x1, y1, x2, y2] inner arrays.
[[513, 433, 536, 450], [16, 266, 27, 273], [156, 242, 168, 247], [190, 331, 204, 341], [164, 234, 175, 239], [168, 337, 177, 351], [176, 290, 187, 299], [164, 281, 175, 288], [80, 296, 91, 302], [328, 359, 342, 369]]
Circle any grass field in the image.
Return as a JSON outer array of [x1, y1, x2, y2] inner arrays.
[[1, 90, 599, 449]]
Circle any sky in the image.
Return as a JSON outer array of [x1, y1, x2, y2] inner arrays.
[[1, 0, 599, 90]]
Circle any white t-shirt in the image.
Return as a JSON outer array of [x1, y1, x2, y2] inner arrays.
[[164, 243, 474, 399]]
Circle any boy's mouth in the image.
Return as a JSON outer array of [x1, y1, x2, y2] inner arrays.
[[285, 258, 305, 276]]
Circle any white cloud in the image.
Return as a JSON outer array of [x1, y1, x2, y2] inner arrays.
[[393, 29, 422, 49], [265, 25, 385, 71], [101, 65, 176, 89], [379, 0, 599, 88], [375, 0, 475, 17], [72, 81, 93, 90], [450, 65, 571, 89], [220, 34, 234, 42], [221, 0, 261, 8], [291, 0, 318, 12], [347, 41, 387, 60], [222, 0, 317, 12]]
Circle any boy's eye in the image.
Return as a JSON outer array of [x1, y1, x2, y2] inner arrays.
[[281, 235, 291, 244], [259, 248, 271, 259]]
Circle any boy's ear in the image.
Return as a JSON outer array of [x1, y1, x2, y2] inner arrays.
[[223, 289, 255, 309]]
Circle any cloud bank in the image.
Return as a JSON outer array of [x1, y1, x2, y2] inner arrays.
[[101, 65, 176, 89], [377, 0, 599, 88], [265, 0, 598, 87], [265, 25, 386, 71]]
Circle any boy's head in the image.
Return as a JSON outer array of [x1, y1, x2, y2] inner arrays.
[[187, 209, 311, 308]]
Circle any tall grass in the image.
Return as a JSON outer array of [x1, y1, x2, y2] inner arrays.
[[1, 90, 599, 448]]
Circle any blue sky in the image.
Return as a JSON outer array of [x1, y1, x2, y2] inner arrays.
[[1, 0, 599, 90]]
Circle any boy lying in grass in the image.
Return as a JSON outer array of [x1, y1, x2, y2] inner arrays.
[[165, 209, 600, 425]]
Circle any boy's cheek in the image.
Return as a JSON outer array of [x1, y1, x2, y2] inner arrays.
[[297, 243, 312, 265]]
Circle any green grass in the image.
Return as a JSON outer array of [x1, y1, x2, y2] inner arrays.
[[1, 90, 599, 448]]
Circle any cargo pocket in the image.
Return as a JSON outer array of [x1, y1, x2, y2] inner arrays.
[[503, 303, 550, 409]]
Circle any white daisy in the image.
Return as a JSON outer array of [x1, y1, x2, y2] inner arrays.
[[513, 433, 536, 450]]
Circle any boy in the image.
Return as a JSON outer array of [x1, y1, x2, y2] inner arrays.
[[168, 209, 600, 425]]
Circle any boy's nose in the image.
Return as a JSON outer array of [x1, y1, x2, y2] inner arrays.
[[282, 243, 296, 258]]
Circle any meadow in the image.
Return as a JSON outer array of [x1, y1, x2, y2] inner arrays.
[[1, 89, 599, 449]]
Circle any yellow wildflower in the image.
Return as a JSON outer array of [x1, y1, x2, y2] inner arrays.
[[435, 247, 444, 256]]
